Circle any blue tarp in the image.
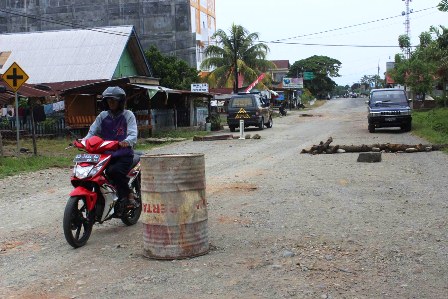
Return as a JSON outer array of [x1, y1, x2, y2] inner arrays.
[[44, 104, 54, 115]]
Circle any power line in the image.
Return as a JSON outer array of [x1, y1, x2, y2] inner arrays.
[[269, 6, 436, 43], [0, 5, 436, 51], [195, 39, 404, 49], [261, 41, 406, 48]]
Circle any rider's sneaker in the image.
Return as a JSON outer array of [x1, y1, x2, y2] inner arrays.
[[126, 194, 140, 209], [114, 200, 125, 217]]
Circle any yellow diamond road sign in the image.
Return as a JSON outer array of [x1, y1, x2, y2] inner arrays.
[[1, 62, 29, 92], [235, 108, 250, 119]]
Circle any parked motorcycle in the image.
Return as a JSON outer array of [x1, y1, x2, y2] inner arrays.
[[63, 136, 142, 248], [297, 102, 306, 109], [279, 106, 287, 116]]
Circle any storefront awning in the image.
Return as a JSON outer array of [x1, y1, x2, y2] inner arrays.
[[131, 84, 213, 99], [131, 84, 177, 93]]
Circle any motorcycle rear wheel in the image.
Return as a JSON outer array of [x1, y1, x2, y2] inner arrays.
[[63, 196, 94, 248]]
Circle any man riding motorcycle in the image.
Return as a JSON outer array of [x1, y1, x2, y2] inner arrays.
[[83, 86, 139, 211]]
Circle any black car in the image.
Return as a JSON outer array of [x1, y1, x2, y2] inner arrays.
[[227, 93, 273, 132], [367, 88, 412, 133]]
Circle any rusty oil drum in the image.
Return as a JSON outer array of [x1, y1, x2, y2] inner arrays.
[[140, 153, 208, 259]]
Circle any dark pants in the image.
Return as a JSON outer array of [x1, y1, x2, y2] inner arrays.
[[106, 156, 133, 200]]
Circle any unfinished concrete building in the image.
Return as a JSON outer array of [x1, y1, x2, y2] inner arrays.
[[0, 0, 216, 69]]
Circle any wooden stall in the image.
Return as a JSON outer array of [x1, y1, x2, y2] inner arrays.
[[61, 76, 213, 135], [65, 94, 97, 129], [61, 76, 159, 136]]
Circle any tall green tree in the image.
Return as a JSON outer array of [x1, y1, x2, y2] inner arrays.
[[201, 24, 275, 92], [391, 32, 438, 98], [360, 74, 384, 89], [398, 34, 412, 58], [435, 3, 448, 104], [144, 45, 199, 90], [393, 26, 448, 100], [334, 85, 349, 97], [288, 55, 341, 97], [429, 25, 448, 105], [392, 6, 448, 105], [351, 83, 361, 92]]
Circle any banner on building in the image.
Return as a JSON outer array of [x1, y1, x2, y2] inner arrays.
[[282, 77, 303, 89]]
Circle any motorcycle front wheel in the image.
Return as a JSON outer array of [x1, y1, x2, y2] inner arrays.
[[63, 196, 94, 248]]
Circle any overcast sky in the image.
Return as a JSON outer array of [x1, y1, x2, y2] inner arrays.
[[215, 0, 447, 87]]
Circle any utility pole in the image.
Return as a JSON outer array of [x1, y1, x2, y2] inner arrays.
[[376, 61, 380, 88]]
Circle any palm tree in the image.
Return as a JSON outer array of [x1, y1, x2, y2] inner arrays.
[[201, 24, 275, 93], [438, 0, 448, 11]]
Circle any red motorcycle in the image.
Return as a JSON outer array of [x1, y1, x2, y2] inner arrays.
[[63, 136, 142, 248]]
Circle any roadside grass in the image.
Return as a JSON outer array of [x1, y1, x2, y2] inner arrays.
[[0, 138, 73, 179], [3, 106, 445, 178], [151, 128, 209, 139], [412, 108, 448, 146], [0, 129, 210, 179], [0, 154, 70, 179]]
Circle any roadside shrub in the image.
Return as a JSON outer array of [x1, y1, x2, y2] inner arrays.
[[1, 117, 9, 126], [300, 88, 314, 104], [433, 95, 448, 108], [207, 113, 222, 131], [41, 117, 57, 129]]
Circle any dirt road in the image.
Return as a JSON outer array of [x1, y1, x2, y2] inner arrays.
[[1, 98, 447, 299]]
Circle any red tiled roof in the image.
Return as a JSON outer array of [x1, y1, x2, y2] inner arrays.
[[271, 60, 290, 69], [1, 82, 53, 105], [386, 73, 395, 84], [209, 88, 233, 94]]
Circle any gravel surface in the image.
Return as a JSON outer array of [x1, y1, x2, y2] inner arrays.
[[1, 98, 447, 299]]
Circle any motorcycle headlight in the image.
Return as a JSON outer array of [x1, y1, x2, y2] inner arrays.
[[74, 165, 94, 179], [87, 157, 109, 178], [88, 166, 101, 178]]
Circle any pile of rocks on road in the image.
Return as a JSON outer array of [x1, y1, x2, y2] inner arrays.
[[301, 137, 448, 155]]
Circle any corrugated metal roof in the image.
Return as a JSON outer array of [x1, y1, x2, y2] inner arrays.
[[60, 76, 159, 96], [0, 26, 134, 84]]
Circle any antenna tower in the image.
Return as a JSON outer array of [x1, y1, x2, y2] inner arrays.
[[402, 0, 413, 58]]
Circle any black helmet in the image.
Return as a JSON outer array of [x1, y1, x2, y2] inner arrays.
[[102, 86, 126, 110], [102, 86, 126, 103]]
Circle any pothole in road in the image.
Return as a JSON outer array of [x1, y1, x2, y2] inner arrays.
[[0, 241, 25, 253], [207, 182, 258, 196], [299, 113, 323, 117]]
